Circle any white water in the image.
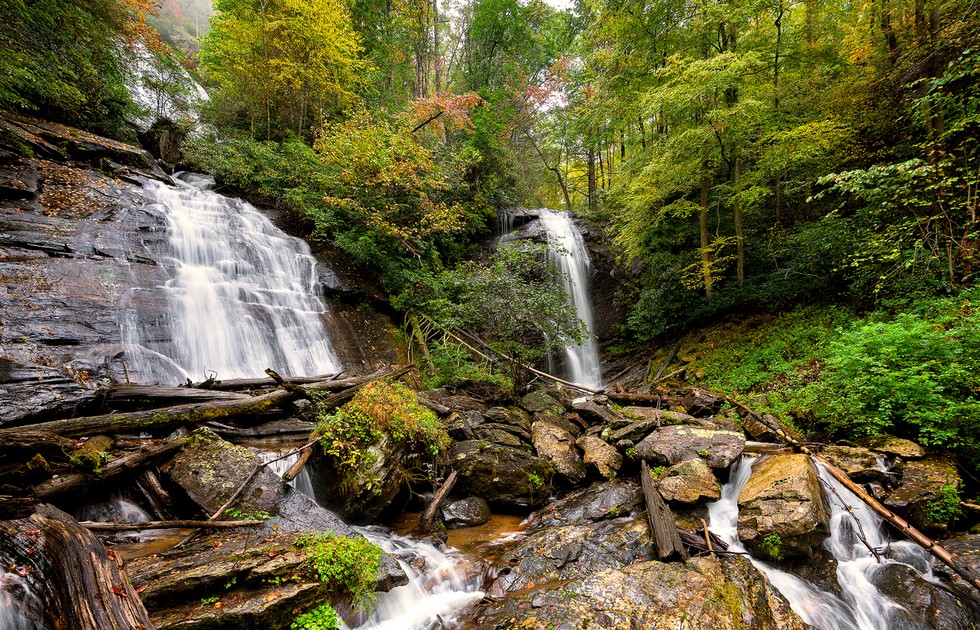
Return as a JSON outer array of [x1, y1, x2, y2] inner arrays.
[[708, 457, 935, 630], [123, 174, 341, 383], [262, 450, 484, 628], [537, 210, 602, 389], [0, 571, 40, 630]]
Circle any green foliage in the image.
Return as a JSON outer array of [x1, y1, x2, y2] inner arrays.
[[925, 485, 963, 526], [295, 533, 382, 608], [200, 596, 219, 606], [410, 242, 587, 390], [223, 505, 274, 521], [420, 338, 512, 391], [313, 380, 450, 481], [291, 603, 341, 630], [759, 535, 785, 562]]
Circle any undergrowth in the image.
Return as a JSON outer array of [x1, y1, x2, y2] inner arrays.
[[295, 533, 382, 608]]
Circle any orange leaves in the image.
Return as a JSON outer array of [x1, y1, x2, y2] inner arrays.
[[407, 92, 486, 135]]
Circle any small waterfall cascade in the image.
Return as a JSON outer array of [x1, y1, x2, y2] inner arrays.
[[262, 450, 484, 628], [708, 457, 936, 630], [123, 174, 341, 384], [0, 571, 40, 630], [536, 210, 602, 389]]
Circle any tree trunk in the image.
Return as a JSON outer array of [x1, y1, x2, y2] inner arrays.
[[0, 504, 155, 630], [641, 461, 688, 561], [587, 147, 597, 214], [734, 156, 745, 285], [420, 469, 458, 534], [700, 169, 713, 299]]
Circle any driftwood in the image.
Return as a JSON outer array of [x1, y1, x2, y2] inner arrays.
[[282, 446, 314, 484], [80, 519, 263, 531], [103, 384, 252, 408], [734, 398, 980, 594], [742, 442, 794, 454], [0, 388, 296, 438], [0, 431, 77, 455], [640, 461, 688, 562], [33, 439, 185, 500], [420, 470, 458, 534], [0, 503, 154, 630], [188, 370, 345, 391]]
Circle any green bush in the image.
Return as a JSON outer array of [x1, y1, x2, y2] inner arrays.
[[295, 534, 382, 608], [924, 485, 963, 526], [420, 339, 512, 391], [292, 603, 340, 630]]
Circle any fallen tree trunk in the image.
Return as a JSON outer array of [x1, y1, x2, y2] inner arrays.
[[420, 470, 458, 534], [0, 388, 296, 438], [103, 384, 253, 408], [0, 503, 154, 630], [205, 418, 316, 439], [190, 370, 346, 391], [80, 519, 263, 531], [732, 397, 980, 595], [603, 391, 683, 406], [1, 431, 77, 455], [282, 446, 314, 484], [33, 439, 185, 500], [640, 461, 688, 562]]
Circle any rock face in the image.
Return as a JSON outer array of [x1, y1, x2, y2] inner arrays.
[[635, 425, 745, 469], [658, 458, 721, 504], [884, 457, 961, 530], [449, 440, 554, 507], [441, 497, 492, 529], [737, 454, 830, 559], [576, 435, 622, 479], [476, 556, 809, 629], [532, 420, 585, 483], [871, 562, 980, 629], [863, 434, 926, 459]]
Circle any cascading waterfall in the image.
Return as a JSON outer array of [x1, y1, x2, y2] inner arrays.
[[708, 456, 936, 630], [536, 210, 602, 389], [262, 450, 485, 629], [122, 174, 341, 384], [0, 571, 40, 630]]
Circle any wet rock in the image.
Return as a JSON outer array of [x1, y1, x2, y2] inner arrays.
[[658, 458, 721, 504], [623, 406, 696, 426], [485, 406, 530, 433], [682, 388, 724, 416], [445, 411, 475, 441], [884, 457, 961, 530], [737, 454, 830, 559], [863, 435, 925, 459], [819, 445, 884, 482], [477, 421, 532, 443], [576, 435, 622, 479], [448, 440, 553, 507], [476, 556, 809, 629], [872, 562, 980, 629], [524, 478, 643, 529], [635, 425, 745, 469], [487, 518, 650, 596], [603, 417, 661, 444], [441, 497, 492, 529], [473, 425, 526, 449], [532, 421, 586, 483], [572, 398, 620, 425], [520, 389, 563, 415], [741, 413, 789, 442]]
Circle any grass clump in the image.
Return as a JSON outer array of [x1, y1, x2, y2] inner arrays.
[[296, 533, 382, 608]]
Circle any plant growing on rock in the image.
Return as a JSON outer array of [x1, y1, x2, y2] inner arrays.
[[295, 533, 382, 609], [925, 485, 963, 526], [759, 534, 785, 562], [291, 602, 341, 630]]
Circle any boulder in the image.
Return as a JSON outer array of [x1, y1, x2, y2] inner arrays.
[[872, 562, 980, 629], [476, 556, 809, 630], [520, 389, 564, 415], [682, 388, 724, 416], [603, 417, 661, 444], [576, 435, 622, 479], [635, 425, 745, 469], [485, 406, 531, 433], [445, 411, 475, 441], [737, 454, 830, 559], [863, 435, 925, 459], [623, 406, 696, 425], [532, 420, 586, 483], [441, 497, 492, 529], [524, 478, 643, 529], [572, 398, 621, 425], [884, 457, 961, 530], [819, 445, 887, 483], [473, 425, 526, 449], [658, 458, 721, 504], [449, 440, 553, 507]]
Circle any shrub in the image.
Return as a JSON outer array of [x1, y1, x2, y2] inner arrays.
[[292, 603, 340, 630], [924, 485, 963, 526], [295, 534, 382, 608]]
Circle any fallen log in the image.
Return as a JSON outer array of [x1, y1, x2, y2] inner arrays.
[[80, 519, 263, 531], [640, 461, 688, 562], [205, 418, 316, 439], [420, 470, 458, 535], [282, 446, 314, 484], [0, 431, 77, 455], [33, 439, 185, 500], [650, 341, 682, 383], [68, 435, 115, 471], [0, 503, 154, 629], [191, 370, 346, 391], [603, 391, 684, 406], [731, 396, 980, 595], [0, 388, 296, 438], [103, 384, 253, 408]]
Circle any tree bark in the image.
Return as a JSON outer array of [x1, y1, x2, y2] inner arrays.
[[420, 469, 458, 534], [734, 156, 745, 285], [80, 519, 263, 531], [641, 461, 688, 561], [0, 504, 154, 630]]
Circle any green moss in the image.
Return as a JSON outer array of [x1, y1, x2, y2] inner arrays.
[[925, 485, 963, 525]]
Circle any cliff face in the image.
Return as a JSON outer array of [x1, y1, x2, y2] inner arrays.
[[0, 114, 400, 427]]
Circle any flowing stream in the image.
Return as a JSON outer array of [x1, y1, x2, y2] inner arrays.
[[708, 456, 935, 629], [262, 450, 486, 629], [122, 174, 341, 384]]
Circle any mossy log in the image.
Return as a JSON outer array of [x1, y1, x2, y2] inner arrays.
[[33, 439, 185, 500], [0, 503, 154, 630], [80, 519, 263, 531], [69, 435, 115, 471], [0, 389, 296, 438], [0, 431, 77, 456], [103, 385, 253, 409]]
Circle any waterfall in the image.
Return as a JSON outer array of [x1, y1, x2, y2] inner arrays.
[[262, 450, 484, 628], [537, 210, 602, 389], [122, 174, 341, 384], [0, 571, 40, 630], [708, 457, 936, 630]]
